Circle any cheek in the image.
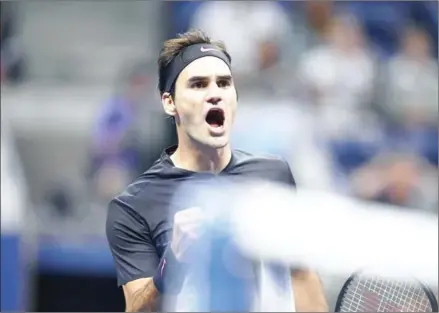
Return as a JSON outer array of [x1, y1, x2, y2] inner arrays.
[[227, 93, 238, 117], [176, 93, 204, 124]]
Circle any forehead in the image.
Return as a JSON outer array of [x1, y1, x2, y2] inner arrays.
[[179, 56, 232, 81]]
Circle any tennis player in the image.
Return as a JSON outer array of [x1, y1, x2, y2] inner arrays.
[[106, 29, 328, 312]]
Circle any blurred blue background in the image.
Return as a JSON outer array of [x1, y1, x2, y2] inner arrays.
[[1, 1, 437, 311]]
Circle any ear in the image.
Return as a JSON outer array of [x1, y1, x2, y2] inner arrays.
[[161, 92, 177, 117]]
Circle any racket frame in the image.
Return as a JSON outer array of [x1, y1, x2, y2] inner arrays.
[[334, 271, 439, 312]]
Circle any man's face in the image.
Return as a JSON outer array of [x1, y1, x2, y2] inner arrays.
[[403, 31, 430, 61], [172, 56, 237, 149]]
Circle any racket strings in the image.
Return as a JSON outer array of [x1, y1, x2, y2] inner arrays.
[[340, 276, 433, 312]]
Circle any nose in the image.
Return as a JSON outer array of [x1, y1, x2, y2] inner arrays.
[[206, 96, 222, 105], [205, 80, 223, 105]]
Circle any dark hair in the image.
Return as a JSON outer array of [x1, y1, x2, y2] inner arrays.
[[157, 29, 231, 97]]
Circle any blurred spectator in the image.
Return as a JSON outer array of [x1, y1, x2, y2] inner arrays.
[[88, 62, 170, 203], [405, 2, 438, 57], [0, 2, 25, 84], [297, 14, 380, 140], [341, 1, 411, 59], [378, 25, 438, 166], [245, 1, 338, 96], [304, 0, 335, 40], [190, 1, 293, 81], [248, 1, 338, 96], [296, 13, 386, 190], [380, 25, 438, 128], [239, 36, 291, 97], [298, 14, 376, 112], [350, 153, 438, 212]]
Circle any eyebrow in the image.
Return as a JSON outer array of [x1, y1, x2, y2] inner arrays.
[[187, 75, 233, 83]]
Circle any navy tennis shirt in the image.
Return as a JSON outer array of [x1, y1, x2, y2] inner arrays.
[[106, 145, 296, 288]]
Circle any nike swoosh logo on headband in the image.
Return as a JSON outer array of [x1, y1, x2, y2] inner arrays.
[[200, 46, 217, 52]]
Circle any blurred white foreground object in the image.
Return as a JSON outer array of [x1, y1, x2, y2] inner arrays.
[[229, 181, 438, 286]]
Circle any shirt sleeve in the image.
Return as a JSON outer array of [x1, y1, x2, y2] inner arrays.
[[106, 196, 159, 286]]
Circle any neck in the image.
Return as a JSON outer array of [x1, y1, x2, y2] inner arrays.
[[171, 139, 232, 173]]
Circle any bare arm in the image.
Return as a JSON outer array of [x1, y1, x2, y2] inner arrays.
[[291, 269, 329, 312], [123, 277, 160, 312]]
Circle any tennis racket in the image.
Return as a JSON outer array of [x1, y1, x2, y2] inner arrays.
[[335, 271, 438, 312]]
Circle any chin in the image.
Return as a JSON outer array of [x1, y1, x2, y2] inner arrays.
[[209, 142, 229, 149], [200, 136, 229, 150]]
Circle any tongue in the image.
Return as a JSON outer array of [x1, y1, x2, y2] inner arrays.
[[209, 122, 221, 128]]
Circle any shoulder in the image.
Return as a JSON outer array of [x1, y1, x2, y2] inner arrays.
[[232, 149, 296, 187], [106, 157, 172, 229], [233, 149, 286, 166]]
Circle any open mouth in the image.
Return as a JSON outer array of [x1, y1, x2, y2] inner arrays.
[[205, 108, 225, 128]]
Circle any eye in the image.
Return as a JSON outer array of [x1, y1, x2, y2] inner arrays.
[[191, 81, 207, 89], [217, 79, 231, 88]]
